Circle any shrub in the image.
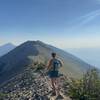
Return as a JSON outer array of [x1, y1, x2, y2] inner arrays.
[[68, 68, 100, 100], [35, 63, 45, 71]]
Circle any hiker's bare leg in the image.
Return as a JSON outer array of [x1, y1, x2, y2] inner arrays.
[[51, 78, 56, 93], [55, 78, 60, 95], [52, 78, 60, 95]]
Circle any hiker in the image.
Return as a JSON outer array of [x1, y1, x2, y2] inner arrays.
[[47, 52, 63, 96]]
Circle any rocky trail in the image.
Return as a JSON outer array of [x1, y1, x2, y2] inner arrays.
[[0, 66, 71, 100]]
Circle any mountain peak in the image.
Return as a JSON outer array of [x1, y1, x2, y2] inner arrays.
[[0, 43, 16, 57], [22, 40, 46, 46], [20, 40, 49, 51], [0, 43, 15, 47]]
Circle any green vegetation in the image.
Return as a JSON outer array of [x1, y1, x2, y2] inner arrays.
[[67, 68, 100, 100], [35, 63, 45, 71], [0, 92, 7, 99]]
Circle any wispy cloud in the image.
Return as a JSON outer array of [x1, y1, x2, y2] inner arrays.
[[96, 0, 100, 3], [78, 9, 100, 25], [68, 9, 100, 31]]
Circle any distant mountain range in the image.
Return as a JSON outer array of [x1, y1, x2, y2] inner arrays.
[[0, 41, 93, 84], [0, 43, 15, 57], [66, 48, 100, 68]]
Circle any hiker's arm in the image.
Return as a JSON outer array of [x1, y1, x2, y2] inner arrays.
[[59, 59, 64, 67], [46, 59, 52, 70]]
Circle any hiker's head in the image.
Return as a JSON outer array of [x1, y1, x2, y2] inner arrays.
[[51, 52, 56, 58]]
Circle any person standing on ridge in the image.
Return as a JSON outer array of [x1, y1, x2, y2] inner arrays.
[[47, 52, 63, 96]]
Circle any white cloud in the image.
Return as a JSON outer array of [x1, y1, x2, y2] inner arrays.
[[67, 9, 100, 36], [76, 9, 100, 26]]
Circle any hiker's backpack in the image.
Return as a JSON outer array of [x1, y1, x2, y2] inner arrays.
[[51, 59, 62, 71]]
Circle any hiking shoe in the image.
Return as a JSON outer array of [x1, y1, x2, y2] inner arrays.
[[56, 94, 63, 99], [51, 92, 56, 96]]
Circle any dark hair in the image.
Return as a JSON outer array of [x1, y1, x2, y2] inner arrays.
[[51, 52, 56, 58]]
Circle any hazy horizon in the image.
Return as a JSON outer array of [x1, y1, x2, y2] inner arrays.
[[66, 48, 100, 68]]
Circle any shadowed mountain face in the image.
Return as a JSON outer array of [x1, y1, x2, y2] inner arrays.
[[0, 41, 92, 84], [0, 43, 15, 57]]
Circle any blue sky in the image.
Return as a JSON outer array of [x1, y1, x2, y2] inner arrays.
[[0, 0, 100, 48]]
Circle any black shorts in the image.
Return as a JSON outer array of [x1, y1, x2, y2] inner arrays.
[[48, 71, 59, 78]]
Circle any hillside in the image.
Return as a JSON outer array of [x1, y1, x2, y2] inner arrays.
[[0, 41, 93, 84]]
